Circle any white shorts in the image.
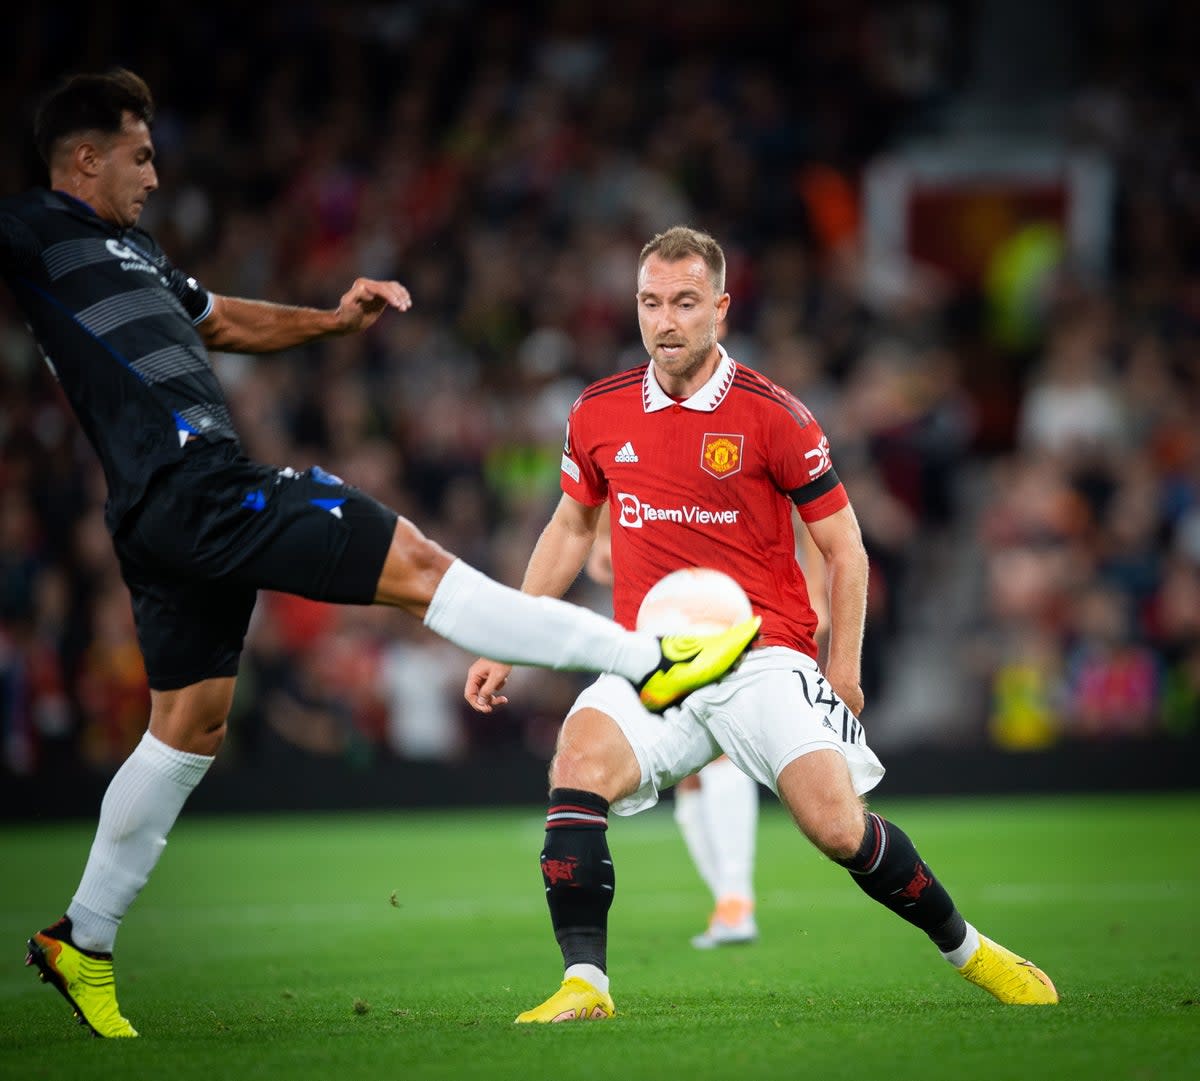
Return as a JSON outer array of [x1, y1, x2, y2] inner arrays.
[[570, 647, 886, 816]]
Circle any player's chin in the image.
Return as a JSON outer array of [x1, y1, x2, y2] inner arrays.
[[653, 350, 688, 373]]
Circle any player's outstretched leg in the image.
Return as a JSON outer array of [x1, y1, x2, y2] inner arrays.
[[422, 559, 759, 710], [25, 917, 138, 1038], [516, 789, 617, 1023]]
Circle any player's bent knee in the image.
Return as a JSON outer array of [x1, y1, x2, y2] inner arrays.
[[375, 518, 455, 612], [810, 816, 867, 861], [548, 745, 616, 797], [148, 679, 235, 757], [150, 713, 228, 758], [786, 797, 867, 859], [549, 708, 641, 801], [192, 721, 228, 758], [777, 749, 866, 857]]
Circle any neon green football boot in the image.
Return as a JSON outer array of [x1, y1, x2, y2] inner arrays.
[[25, 918, 138, 1037], [515, 976, 616, 1023], [958, 934, 1058, 1005], [639, 616, 761, 712]]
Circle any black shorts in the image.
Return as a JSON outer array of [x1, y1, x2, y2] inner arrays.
[[113, 441, 397, 690]]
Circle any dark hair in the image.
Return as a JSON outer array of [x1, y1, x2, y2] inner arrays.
[[639, 226, 727, 293], [33, 67, 154, 166]]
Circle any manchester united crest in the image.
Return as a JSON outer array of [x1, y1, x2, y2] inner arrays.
[[701, 433, 743, 479]]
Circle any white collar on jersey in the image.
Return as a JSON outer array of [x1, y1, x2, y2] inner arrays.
[[643, 344, 737, 413]]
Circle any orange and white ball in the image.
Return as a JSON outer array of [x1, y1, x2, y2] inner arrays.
[[636, 567, 753, 636]]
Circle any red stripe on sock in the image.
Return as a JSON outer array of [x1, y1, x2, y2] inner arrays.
[[548, 804, 608, 816]]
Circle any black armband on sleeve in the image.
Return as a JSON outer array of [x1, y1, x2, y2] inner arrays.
[[788, 467, 841, 506]]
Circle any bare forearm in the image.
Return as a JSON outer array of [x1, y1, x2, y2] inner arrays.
[[823, 547, 868, 689], [201, 296, 341, 354], [521, 517, 595, 597], [805, 504, 869, 713], [200, 278, 411, 354]]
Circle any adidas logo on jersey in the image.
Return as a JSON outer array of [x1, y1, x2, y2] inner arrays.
[[615, 441, 639, 463]]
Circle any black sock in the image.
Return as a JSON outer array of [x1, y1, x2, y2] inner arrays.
[[836, 812, 967, 952], [540, 788, 614, 972]]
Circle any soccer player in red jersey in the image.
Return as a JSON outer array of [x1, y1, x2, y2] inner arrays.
[[465, 226, 1058, 1020]]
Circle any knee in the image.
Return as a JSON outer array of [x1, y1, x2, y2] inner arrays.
[[376, 519, 454, 611], [549, 743, 613, 797], [808, 809, 867, 862], [392, 527, 449, 579], [777, 751, 868, 860], [150, 706, 229, 757], [547, 709, 642, 803], [150, 720, 227, 758], [194, 720, 228, 757]]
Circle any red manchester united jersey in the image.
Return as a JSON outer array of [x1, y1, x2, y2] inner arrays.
[[561, 347, 848, 659]]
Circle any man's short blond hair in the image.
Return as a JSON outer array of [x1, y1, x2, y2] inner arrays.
[[639, 226, 726, 293]]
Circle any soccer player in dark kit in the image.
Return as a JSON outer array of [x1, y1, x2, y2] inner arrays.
[[0, 69, 759, 1037]]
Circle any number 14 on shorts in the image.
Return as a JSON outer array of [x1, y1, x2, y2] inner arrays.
[[793, 669, 864, 745]]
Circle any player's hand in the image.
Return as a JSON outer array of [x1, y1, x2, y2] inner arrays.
[[827, 671, 865, 718], [333, 277, 412, 333], [585, 542, 613, 587], [464, 658, 513, 713]]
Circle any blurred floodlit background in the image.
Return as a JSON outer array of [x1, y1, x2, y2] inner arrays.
[[1, 1, 1197, 810]]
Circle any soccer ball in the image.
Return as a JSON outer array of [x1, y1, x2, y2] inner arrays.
[[636, 567, 753, 636]]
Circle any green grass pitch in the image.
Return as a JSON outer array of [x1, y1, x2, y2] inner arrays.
[[1, 792, 1197, 1081]]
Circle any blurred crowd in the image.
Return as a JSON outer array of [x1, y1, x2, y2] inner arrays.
[[1, 2, 1198, 777]]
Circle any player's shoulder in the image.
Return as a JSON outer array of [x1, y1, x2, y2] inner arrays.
[[572, 363, 648, 413], [0, 190, 55, 263], [729, 360, 819, 429], [0, 189, 120, 240], [0, 188, 53, 219]]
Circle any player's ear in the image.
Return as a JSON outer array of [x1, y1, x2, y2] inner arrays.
[[715, 292, 730, 324], [74, 138, 103, 177]]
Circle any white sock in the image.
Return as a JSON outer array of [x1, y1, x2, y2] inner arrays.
[[697, 757, 758, 903], [565, 962, 609, 994], [673, 786, 720, 899], [940, 922, 982, 968], [424, 559, 659, 682], [67, 731, 213, 952]]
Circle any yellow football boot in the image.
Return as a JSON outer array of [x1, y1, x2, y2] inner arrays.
[[25, 920, 138, 1037], [639, 616, 761, 712], [515, 976, 616, 1023], [958, 934, 1058, 1005]]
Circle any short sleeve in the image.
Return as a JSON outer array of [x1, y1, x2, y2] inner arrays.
[[767, 392, 849, 523], [126, 225, 213, 324], [559, 401, 608, 507], [162, 262, 214, 324]]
